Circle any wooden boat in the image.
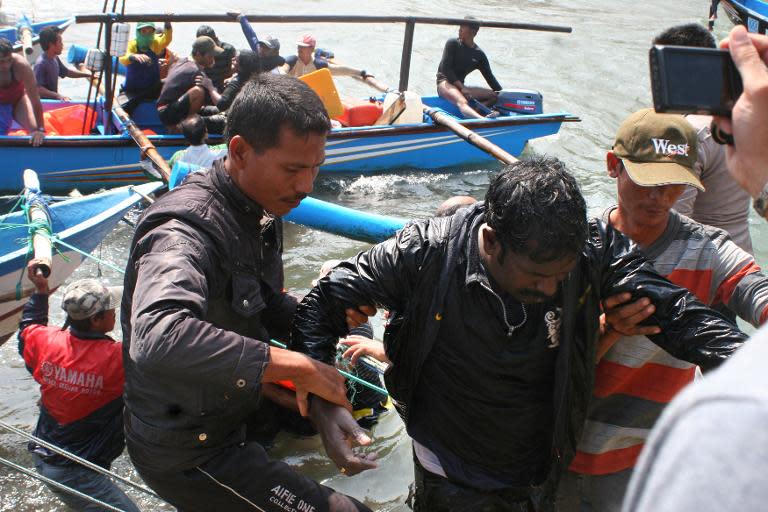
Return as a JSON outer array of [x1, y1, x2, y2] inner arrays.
[[0, 96, 577, 193], [719, 0, 768, 32], [0, 16, 74, 63], [0, 180, 162, 344], [0, 13, 579, 194]]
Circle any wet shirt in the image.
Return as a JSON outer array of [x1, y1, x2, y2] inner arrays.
[[436, 38, 502, 90], [408, 217, 559, 489], [33, 54, 67, 93]]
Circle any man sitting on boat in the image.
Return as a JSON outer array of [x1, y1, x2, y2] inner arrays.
[[0, 37, 45, 145], [117, 20, 173, 114], [122, 74, 374, 512], [18, 261, 139, 512], [282, 34, 370, 79], [156, 36, 223, 130], [291, 156, 748, 511], [33, 26, 91, 102], [436, 17, 502, 119], [233, 12, 286, 74], [558, 108, 768, 512], [195, 25, 236, 92]]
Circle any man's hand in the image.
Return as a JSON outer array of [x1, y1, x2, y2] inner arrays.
[[714, 26, 768, 197], [26, 258, 50, 294], [341, 335, 389, 365], [345, 305, 376, 330], [30, 130, 44, 147], [597, 292, 660, 361], [310, 397, 379, 476], [265, 347, 351, 417], [195, 74, 214, 92], [131, 54, 152, 65], [226, 11, 241, 20]]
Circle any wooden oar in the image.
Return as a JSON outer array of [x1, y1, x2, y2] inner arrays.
[[112, 104, 171, 183], [353, 75, 518, 164], [23, 169, 52, 277], [424, 107, 517, 164]]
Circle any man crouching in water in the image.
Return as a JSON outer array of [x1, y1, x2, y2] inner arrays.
[[121, 74, 374, 511]]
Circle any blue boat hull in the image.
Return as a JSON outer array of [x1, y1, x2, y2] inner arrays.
[[0, 181, 162, 343], [721, 0, 768, 32], [0, 99, 576, 193]]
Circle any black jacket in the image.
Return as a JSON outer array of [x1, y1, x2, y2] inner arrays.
[[121, 159, 297, 472], [292, 203, 747, 510]]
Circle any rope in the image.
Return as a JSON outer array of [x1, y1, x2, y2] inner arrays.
[[0, 455, 128, 512], [0, 420, 161, 499], [269, 339, 388, 396]]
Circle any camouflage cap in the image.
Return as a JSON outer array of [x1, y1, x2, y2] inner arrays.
[[61, 279, 122, 320]]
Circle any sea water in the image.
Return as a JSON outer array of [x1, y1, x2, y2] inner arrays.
[[0, 0, 764, 510]]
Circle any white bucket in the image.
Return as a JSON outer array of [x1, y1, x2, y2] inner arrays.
[[109, 23, 130, 57], [84, 48, 105, 72]]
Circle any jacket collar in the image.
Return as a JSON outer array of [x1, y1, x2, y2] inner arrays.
[[209, 158, 266, 227], [463, 204, 494, 287]]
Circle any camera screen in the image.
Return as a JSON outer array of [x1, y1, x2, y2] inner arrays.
[[665, 51, 733, 109]]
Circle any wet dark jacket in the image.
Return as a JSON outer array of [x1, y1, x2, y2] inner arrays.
[[291, 203, 747, 510], [121, 159, 296, 472]]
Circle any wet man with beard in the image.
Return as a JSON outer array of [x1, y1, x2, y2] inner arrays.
[[292, 156, 748, 511]]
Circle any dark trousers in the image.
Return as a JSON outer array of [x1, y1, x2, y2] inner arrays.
[[133, 440, 370, 512], [411, 456, 535, 512]]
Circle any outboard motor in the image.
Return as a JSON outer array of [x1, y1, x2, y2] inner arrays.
[[493, 89, 543, 115]]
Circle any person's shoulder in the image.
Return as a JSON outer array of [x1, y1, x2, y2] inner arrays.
[[675, 211, 731, 247], [445, 37, 460, 47], [33, 53, 45, 67], [285, 55, 298, 67]]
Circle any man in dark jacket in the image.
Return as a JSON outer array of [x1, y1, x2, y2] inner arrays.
[[291, 156, 748, 511], [19, 259, 139, 512], [122, 74, 374, 512]]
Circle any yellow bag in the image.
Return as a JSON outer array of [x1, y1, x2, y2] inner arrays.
[[299, 68, 344, 118]]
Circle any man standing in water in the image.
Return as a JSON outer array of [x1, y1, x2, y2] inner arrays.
[[559, 108, 768, 512], [436, 17, 502, 119], [122, 74, 374, 512], [292, 156, 748, 511]]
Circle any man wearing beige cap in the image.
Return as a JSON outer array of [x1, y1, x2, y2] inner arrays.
[[156, 35, 224, 129], [17, 260, 138, 512], [558, 108, 768, 512]]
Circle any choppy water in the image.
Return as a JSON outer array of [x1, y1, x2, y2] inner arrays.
[[1, 0, 765, 510]]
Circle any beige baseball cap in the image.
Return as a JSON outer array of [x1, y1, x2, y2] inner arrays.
[[613, 108, 703, 191]]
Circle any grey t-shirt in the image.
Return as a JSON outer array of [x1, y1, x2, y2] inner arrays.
[[623, 325, 768, 512], [674, 115, 753, 254]]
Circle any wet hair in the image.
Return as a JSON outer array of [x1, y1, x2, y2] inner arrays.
[[0, 38, 13, 56], [225, 73, 331, 152], [196, 25, 218, 42], [39, 26, 61, 51], [653, 23, 716, 48], [181, 115, 207, 145], [63, 310, 107, 332], [484, 156, 588, 262], [237, 49, 261, 80]]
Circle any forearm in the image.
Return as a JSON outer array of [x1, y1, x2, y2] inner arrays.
[[36, 86, 60, 100], [238, 15, 260, 51]]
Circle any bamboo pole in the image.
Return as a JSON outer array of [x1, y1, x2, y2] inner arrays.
[[22, 169, 52, 277], [112, 105, 171, 182]]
